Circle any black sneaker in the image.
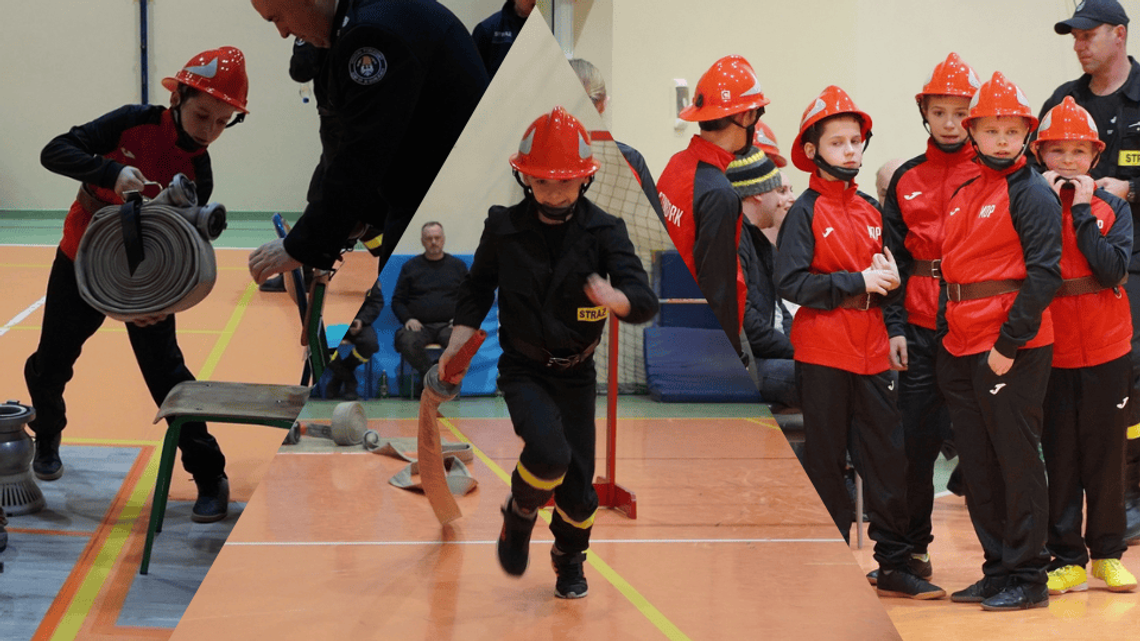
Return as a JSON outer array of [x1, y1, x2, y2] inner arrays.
[[191, 475, 230, 523], [875, 568, 946, 600], [868, 554, 931, 585], [1124, 496, 1140, 545], [908, 553, 933, 579], [259, 274, 286, 292], [980, 583, 1049, 611], [951, 576, 1008, 603], [551, 546, 588, 599], [33, 432, 63, 481], [497, 495, 536, 576]]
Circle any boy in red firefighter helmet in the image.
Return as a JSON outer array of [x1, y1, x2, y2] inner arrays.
[[441, 107, 657, 599], [657, 55, 767, 363], [877, 52, 982, 585], [775, 85, 944, 600], [24, 47, 249, 523], [938, 71, 1062, 611], [1032, 96, 1137, 595]]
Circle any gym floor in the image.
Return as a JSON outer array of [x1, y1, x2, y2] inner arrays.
[[1, 213, 1137, 640]]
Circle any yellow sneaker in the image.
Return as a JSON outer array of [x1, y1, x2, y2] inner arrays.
[[1047, 565, 1088, 595], [1091, 559, 1138, 592]]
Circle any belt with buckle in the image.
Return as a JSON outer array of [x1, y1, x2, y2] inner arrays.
[[838, 293, 882, 310], [76, 186, 113, 214], [1054, 274, 1128, 297], [511, 337, 599, 370], [946, 279, 1023, 302], [913, 259, 941, 280]]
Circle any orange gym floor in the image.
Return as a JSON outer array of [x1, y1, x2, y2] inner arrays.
[[1, 244, 1138, 640]]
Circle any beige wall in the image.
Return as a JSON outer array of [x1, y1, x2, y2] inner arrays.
[[0, 0, 503, 214], [610, 0, 1093, 197], [2, 0, 1127, 256]]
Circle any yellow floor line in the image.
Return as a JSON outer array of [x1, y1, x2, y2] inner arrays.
[[439, 416, 693, 641], [50, 447, 162, 641], [50, 281, 258, 640]]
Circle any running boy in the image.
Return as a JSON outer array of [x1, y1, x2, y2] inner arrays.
[[775, 86, 944, 600], [24, 47, 249, 523], [1031, 96, 1137, 595], [938, 72, 1062, 611], [440, 107, 658, 599], [880, 52, 981, 582]]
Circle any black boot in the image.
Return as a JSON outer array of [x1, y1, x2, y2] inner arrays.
[[192, 474, 230, 523], [498, 495, 537, 576], [551, 545, 588, 599], [33, 432, 63, 481], [326, 357, 359, 401]]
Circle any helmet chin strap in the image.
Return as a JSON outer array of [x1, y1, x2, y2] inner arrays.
[[810, 132, 872, 182], [170, 104, 205, 152], [513, 171, 594, 221], [923, 121, 968, 153], [968, 133, 1029, 171]]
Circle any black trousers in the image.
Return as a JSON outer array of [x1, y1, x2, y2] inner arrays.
[[24, 249, 225, 479], [938, 345, 1051, 588], [898, 324, 953, 554], [394, 322, 453, 375], [796, 362, 910, 570], [497, 352, 597, 555], [1042, 356, 1131, 567]]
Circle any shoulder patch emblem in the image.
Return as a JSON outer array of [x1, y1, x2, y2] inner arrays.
[[349, 48, 387, 85]]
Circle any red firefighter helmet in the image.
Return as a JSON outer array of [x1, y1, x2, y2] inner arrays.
[[792, 85, 873, 172], [753, 120, 787, 168], [1030, 96, 1105, 155], [162, 46, 250, 114], [915, 52, 981, 105], [962, 71, 1037, 131], [509, 106, 600, 180], [680, 55, 769, 122]]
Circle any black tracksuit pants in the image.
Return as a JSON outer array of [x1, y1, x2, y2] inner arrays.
[[898, 324, 953, 554], [938, 345, 1051, 588], [1042, 355, 1131, 567], [498, 352, 598, 555], [796, 362, 910, 570], [24, 249, 225, 480]]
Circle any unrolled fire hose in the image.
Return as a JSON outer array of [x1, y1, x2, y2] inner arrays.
[[74, 174, 226, 322], [414, 329, 487, 525]]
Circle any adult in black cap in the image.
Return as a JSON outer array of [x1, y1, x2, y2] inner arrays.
[[1039, 0, 1140, 548]]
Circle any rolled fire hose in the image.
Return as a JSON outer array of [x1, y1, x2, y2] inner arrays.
[[74, 174, 226, 322]]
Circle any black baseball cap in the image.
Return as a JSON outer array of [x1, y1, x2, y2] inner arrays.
[[1055, 0, 1130, 34]]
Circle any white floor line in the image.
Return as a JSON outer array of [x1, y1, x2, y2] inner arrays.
[[0, 295, 46, 338], [225, 537, 844, 547]]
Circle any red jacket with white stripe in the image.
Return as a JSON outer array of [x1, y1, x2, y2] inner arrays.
[[1048, 187, 1132, 369], [775, 173, 897, 375], [939, 157, 1061, 357], [882, 140, 979, 330]]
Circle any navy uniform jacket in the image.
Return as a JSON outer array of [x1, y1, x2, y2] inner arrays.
[[471, 1, 526, 79], [284, 0, 489, 270], [454, 198, 659, 360]]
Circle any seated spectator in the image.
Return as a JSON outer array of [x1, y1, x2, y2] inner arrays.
[[727, 147, 798, 409], [392, 222, 469, 386]]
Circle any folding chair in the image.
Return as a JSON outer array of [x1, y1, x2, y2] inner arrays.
[[139, 226, 331, 574]]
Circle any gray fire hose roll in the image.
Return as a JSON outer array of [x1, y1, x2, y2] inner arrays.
[[74, 177, 225, 322]]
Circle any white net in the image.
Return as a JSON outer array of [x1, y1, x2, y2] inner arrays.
[[588, 131, 671, 395]]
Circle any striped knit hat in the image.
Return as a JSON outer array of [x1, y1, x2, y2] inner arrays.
[[726, 146, 781, 198]]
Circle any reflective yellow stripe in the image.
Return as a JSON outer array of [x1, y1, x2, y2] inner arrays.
[[1128, 423, 1140, 440], [516, 462, 563, 490], [362, 234, 383, 249], [351, 348, 366, 363], [555, 504, 596, 529]]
